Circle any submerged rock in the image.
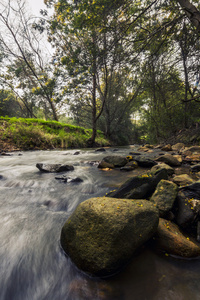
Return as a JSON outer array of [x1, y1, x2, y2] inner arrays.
[[0, 152, 13, 156], [95, 148, 106, 152], [68, 278, 124, 300], [155, 218, 200, 258], [129, 151, 141, 156], [60, 197, 159, 277], [73, 151, 81, 155], [55, 175, 83, 183], [36, 163, 74, 173]]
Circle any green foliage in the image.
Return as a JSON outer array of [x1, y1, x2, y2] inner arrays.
[[1, 0, 200, 145], [0, 90, 22, 117], [0, 117, 109, 150]]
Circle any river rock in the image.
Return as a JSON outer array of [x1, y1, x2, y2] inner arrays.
[[98, 161, 114, 169], [120, 161, 138, 171], [172, 174, 195, 186], [161, 144, 172, 151], [106, 169, 168, 199], [155, 154, 181, 166], [130, 155, 157, 168], [179, 181, 200, 199], [95, 148, 106, 152], [68, 278, 123, 300], [186, 146, 200, 153], [0, 152, 13, 156], [172, 143, 185, 152], [36, 163, 74, 173], [55, 175, 83, 183], [73, 151, 81, 155], [137, 146, 149, 152], [60, 197, 159, 277], [191, 164, 200, 172], [175, 182, 200, 235], [98, 156, 127, 169], [151, 163, 175, 176], [155, 218, 200, 258], [173, 155, 182, 163], [150, 180, 178, 217], [183, 154, 200, 163], [129, 151, 141, 156]]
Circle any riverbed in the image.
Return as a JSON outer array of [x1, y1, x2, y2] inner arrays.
[[0, 147, 200, 300]]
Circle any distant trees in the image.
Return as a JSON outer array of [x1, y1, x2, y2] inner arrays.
[[45, 0, 147, 145], [0, 0, 59, 120], [0, 89, 23, 117], [1, 0, 200, 145]]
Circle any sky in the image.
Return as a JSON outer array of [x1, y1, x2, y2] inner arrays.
[[26, 0, 47, 16]]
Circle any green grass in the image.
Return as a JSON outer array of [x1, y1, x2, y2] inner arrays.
[[0, 117, 109, 150]]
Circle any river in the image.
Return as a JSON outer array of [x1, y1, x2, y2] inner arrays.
[[0, 147, 200, 300]]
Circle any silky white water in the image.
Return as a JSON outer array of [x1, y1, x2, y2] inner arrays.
[[0, 148, 200, 300]]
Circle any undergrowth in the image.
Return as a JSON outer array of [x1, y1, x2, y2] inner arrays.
[[0, 117, 109, 150]]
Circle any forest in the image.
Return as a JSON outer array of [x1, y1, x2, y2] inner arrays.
[[0, 0, 200, 146]]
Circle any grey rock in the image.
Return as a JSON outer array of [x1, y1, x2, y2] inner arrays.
[[155, 154, 181, 166], [131, 155, 157, 168], [36, 163, 74, 173], [55, 175, 83, 183], [191, 164, 200, 172], [107, 169, 168, 199]]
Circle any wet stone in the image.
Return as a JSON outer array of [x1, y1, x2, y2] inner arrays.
[[55, 175, 83, 183], [95, 148, 106, 152], [191, 164, 200, 172], [36, 163, 74, 173]]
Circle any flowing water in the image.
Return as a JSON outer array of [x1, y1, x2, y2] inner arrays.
[[0, 147, 200, 300]]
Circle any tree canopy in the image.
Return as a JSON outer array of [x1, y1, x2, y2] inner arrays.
[[0, 0, 200, 145]]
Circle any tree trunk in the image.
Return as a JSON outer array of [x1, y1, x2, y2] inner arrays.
[[90, 71, 97, 146], [48, 98, 58, 121], [89, 33, 97, 147], [176, 0, 200, 33]]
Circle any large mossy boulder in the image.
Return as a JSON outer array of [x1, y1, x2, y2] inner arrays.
[[150, 179, 178, 217], [60, 197, 159, 277], [155, 218, 200, 258], [106, 169, 168, 199]]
